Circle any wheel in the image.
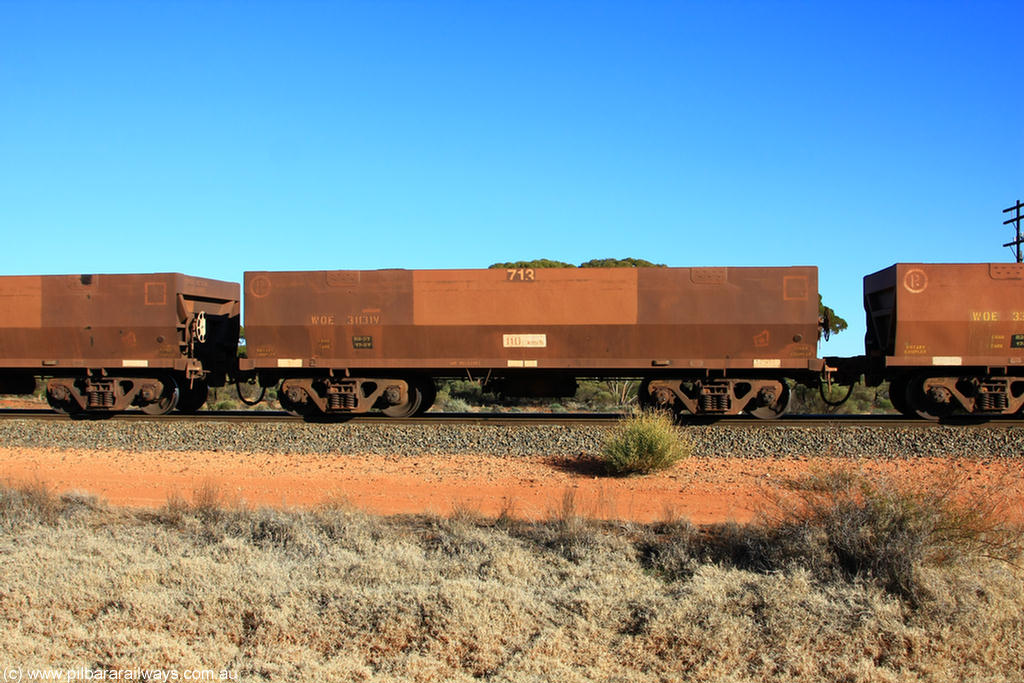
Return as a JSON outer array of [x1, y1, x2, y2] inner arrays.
[[176, 380, 209, 413], [887, 376, 916, 417], [638, 379, 656, 411], [904, 375, 954, 421], [638, 378, 682, 413], [747, 382, 791, 420], [140, 376, 179, 415], [278, 384, 318, 417], [46, 390, 82, 415], [414, 378, 436, 416], [382, 381, 424, 417]]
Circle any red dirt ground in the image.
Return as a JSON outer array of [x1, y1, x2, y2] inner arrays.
[[0, 398, 45, 409], [3, 446, 1022, 524]]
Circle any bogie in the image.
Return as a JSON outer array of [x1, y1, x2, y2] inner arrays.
[[901, 373, 1024, 420], [642, 378, 793, 420], [43, 375, 181, 415]]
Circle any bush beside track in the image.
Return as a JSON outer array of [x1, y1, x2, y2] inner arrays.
[[601, 410, 692, 475]]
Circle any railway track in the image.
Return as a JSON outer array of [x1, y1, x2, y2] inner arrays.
[[1, 408, 1020, 428]]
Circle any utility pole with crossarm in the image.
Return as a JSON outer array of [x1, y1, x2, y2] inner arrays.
[[1004, 200, 1024, 263]]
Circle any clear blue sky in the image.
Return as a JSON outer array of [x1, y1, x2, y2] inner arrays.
[[2, 1, 1021, 357]]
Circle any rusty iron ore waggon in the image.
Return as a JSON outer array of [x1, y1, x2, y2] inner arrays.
[[845, 263, 1024, 419], [240, 266, 823, 419], [0, 274, 240, 414], [2, 262, 1023, 421]]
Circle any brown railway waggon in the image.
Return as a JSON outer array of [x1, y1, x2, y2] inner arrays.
[[241, 266, 823, 418], [855, 263, 1024, 419], [0, 273, 239, 414]]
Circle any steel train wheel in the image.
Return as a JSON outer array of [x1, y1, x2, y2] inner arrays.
[[747, 383, 791, 420], [278, 387, 316, 417], [382, 382, 425, 418], [637, 379, 656, 411], [140, 376, 180, 415], [414, 379, 436, 416], [176, 380, 209, 413], [904, 374, 954, 421], [887, 376, 916, 418], [46, 392, 81, 415], [638, 378, 684, 414]]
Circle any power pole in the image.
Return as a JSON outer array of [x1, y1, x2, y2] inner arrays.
[[1004, 200, 1024, 263]]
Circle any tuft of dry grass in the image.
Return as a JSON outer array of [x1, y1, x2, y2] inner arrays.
[[757, 465, 1024, 604], [191, 478, 226, 520], [494, 496, 519, 529], [0, 477, 63, 527]]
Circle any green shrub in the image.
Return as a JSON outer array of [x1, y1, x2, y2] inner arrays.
[[600, 410, 690, 475], [434, 390, 471, 412], [440, 379, 485, 404]]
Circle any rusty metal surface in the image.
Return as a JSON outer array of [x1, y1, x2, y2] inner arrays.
[[243, 267, 822, 374], [0, 273, 240, 370], [865, 263, 1024, 369]]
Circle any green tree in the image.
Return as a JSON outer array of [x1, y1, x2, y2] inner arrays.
[[790, 380, 893, 415], [578, 257, 666, 268], [489, 257, 669, 269], [819, 295, 848, 338], [489, 259, 575, 269]]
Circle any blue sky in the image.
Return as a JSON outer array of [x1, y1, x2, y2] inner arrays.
[[1, 1, 1021, 357]]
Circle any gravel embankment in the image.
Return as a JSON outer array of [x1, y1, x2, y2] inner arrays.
[[3, 419, 1024, 457]]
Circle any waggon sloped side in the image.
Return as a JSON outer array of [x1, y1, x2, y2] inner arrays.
[[864, 263, 1024, 418], [242, 266, 823, 418], [0, 273, 240, 413]]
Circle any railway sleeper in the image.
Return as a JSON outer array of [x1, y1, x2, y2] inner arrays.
[[912, 375, 1024, 417], [45, 374, 180, 415], [278, 377, 415, 416], [645, 378, 791, 419]]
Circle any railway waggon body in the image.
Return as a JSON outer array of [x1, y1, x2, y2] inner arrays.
[[0, 262, 1021, 420], [0, 273, 240, 414], [853, 263, 1024, 419], [240, 266, 821, 417]]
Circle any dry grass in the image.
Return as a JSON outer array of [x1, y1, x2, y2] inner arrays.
[[760, 465, 1023, 604], [0, 477, 63, 526], [1, 468, 1023, 682]]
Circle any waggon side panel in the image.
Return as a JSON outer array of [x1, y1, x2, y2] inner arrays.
[[865, 263, 1024, 369], [243, 267, 822, 373], [0, 273, 239, 369]]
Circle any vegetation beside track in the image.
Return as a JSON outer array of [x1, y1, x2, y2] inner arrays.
[[600, 409, 691, 475], [1, 468, 1022, 682]]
